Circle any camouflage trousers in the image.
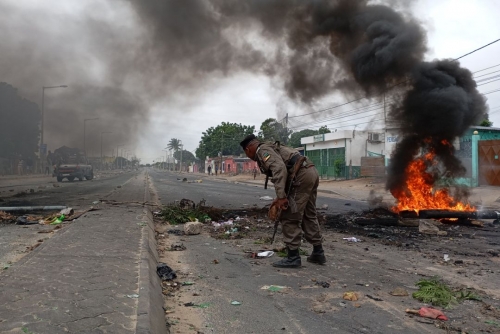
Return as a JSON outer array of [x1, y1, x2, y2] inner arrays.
[[280, 166, 323, 250]]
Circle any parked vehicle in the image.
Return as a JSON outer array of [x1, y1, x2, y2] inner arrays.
[[53, 146, 94, 182]]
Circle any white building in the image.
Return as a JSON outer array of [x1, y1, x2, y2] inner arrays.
[[300, 128, 400, 179]]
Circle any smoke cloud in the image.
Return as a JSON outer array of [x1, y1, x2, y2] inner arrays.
[[1, 0, 488, 179]]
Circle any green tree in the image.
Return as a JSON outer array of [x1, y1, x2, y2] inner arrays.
[[196, 122, 255, 159], [258, 118, 292, 144], [288, 127, 331, 148], [480, 119, 493, 127], [173, 149, 196, 164], [0, 82, 41, 159]]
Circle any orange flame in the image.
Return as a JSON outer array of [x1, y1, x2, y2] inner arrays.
[[392, 151, 474, 213]]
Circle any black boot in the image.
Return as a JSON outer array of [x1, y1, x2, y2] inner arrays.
[[272, 248, 301, 268], [307, 245, 326, 265]]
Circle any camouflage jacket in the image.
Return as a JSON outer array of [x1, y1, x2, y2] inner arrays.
[[255, 142, 310, 199]]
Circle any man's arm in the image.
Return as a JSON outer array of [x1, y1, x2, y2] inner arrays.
[[257, 147, 287, 199]]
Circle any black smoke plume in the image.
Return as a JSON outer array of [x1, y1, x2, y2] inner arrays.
[[1, 0, 488, 179]]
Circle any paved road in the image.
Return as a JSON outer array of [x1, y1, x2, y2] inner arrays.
[[150, 169, 430, 334], [149, 169, 368, 213], [0, 170, 166, 334]]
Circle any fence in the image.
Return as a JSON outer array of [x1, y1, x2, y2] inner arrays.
[[304, 148, 360, 180]]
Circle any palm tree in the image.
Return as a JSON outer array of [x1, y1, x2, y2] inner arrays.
[[167, 138, 181, 152], [167, 138, 182, 171]]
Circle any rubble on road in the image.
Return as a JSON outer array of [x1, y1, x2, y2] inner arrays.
[[184, 221, 202, 235], [157, 263, 177, 281]]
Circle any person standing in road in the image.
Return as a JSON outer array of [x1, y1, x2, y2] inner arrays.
[[240, 134, 326, 268], [252, 166, 258, 180], [215, 165, 218, 176], [17, 159, 24, 175], [207, 165, 212, 176]]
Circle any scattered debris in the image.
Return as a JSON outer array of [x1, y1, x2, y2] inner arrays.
[[343, 237, 362, 242], [181, 282, 194, 286], [16, 216, 37, 225], [168, 229, 184, 236], [316, 281, 330, 288], [126, 294, 139, 299], [50, 214, 65, 225], [60, 208, 74, 216], [319, 204, 328, 210], [0, 211, 15, 221], [170, 242, 186, 251], [366, 295, 383, 301], [212, 259, 219, 264], [259, 196, 273, 201], [157, 263, 177, 281], [412, 277, 480, 308], [405, 307, 448, 321], [230, 301, 242, 305], [261, 285, 287, 292], [184, 302, 210, 308], [443, 254, 450, 262], [343, 292, 358, 301], [390, 288, 409, 297], [161, 204, 210, 225], [419, 220, 440, 235], [257, 251, 274, 258], [184, 221, 202, 235]]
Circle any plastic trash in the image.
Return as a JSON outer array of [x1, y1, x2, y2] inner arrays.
[[156, 263, 177, 281], [443, 254, 450, 262], [230, 301, 242, 305], [50, 214, 65, 225], [16, 216, 37, 225], [259, 196, 273, 201], [405, 307, 448, 321], [126, 294, 139, 298], [343, 237, 362, 242], [261, 285, 287, 292], [257, 251, 274, 258]]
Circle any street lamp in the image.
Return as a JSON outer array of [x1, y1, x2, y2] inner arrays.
[[40, 85, 68, 172], [162, 147, 169, 170], [100, 131, 112, 171], [84, 118, 99, 157], [178, 140, 183, 173], [116, 144, 124, 169]]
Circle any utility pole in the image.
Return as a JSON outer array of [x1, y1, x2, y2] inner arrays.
[[100, 132, 112, 171], [180, 143, 183, 173], [40, 85, 67, 173], [84, 118, 99, 158], [284, 113, 288, 144]]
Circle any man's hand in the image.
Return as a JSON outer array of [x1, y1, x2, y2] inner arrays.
[[273, 197, 289, 210]]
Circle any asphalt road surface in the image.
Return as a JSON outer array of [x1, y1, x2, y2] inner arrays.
[[149, 169, 500, 334], [1, 168, 499, 333], [148, 168, 368, 213]]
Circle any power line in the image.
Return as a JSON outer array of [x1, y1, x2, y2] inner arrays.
[[455, 38, 500, 60], [288, 38, 500, 121], [473, 63, 500, 74]]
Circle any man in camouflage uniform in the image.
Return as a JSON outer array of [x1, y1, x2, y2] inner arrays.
[[240, 134, 326, 268]]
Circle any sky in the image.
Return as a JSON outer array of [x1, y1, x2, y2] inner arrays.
[[1, 0, 499, 164]]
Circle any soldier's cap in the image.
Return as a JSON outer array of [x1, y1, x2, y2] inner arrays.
[[240, 134, 258, 149]]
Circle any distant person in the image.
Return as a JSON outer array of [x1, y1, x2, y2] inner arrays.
[[215, 165, 218, 176], [252, 166, 258, 180], [26, 157, 33, 174], [207, 165, 212, 176], [46, 151, 52, 175], [17, 159, 24, 175]]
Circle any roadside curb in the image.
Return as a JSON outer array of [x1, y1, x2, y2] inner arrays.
[[136, 173, 168, 334]]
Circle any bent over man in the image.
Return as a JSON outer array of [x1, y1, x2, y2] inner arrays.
[[240, 134, 326, 268]]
